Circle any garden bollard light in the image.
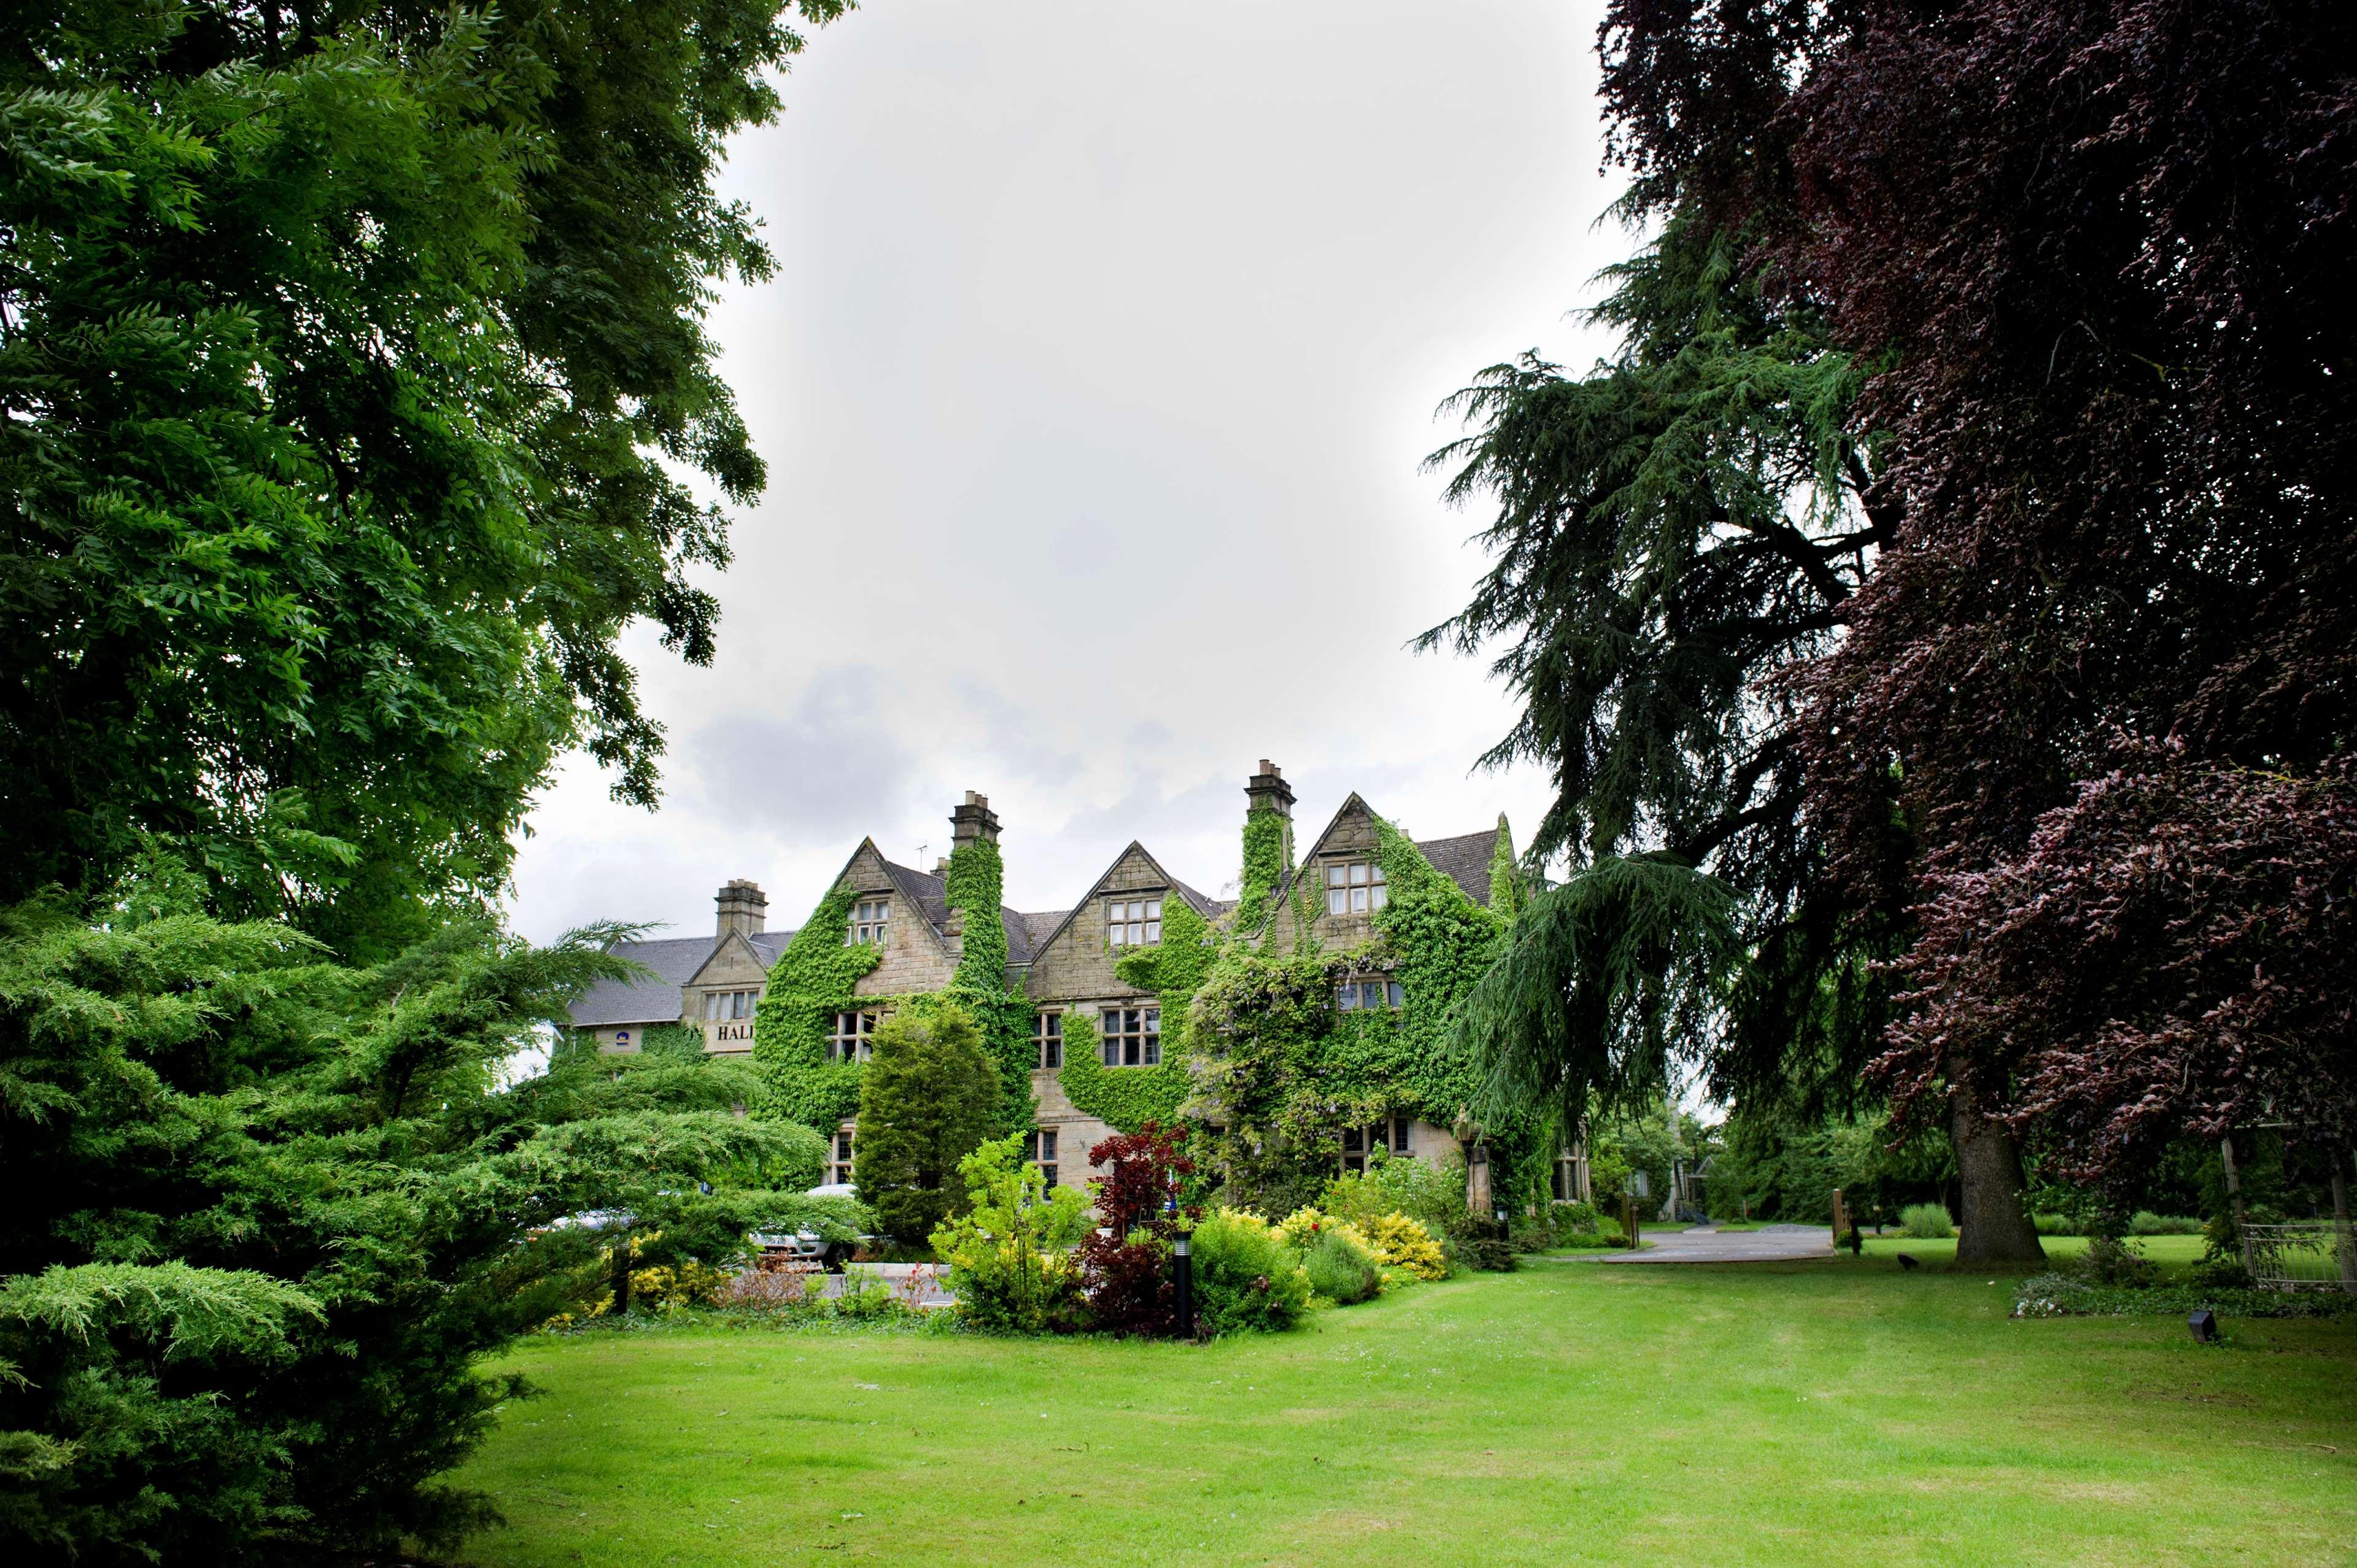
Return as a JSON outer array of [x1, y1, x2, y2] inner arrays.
[[2188, 1310, 2219, 1343], [1172, 1234, 1193, 1340]]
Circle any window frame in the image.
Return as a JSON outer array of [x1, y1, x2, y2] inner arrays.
[[1099, 1005, 1161, 1067], [827, 1010, 879, 1062], [1034, 1010, 1063, 1070], [1026, 1128, 1060, 1189], [1105, 895, 1164, 949], [849, 896, 891, 946], [1324, 860, 1388, 916], [1339, 1116, 1414, 1173], [831, 1128, 856, 1186], [1334, 976, 1405, 1012]]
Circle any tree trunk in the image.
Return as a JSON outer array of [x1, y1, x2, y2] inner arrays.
[[1949, 1086, 2045, 1266], [611, 1229, 633, 1318], [2220, 1133, 2253, 1276], [2332, 1151, 2355, 1297]]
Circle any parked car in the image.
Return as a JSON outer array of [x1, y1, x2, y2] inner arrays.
[[749, 1183, 870, 1271]]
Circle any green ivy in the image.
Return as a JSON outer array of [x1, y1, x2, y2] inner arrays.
[[1233, 805, 1291, 933], [1186, 814, 1541, 1211], [751, 879, 883, 1129], [942, 834, 1035, 1134], [637, 1022, 708, 1061], [1056, 1008, 1190, 1134], [1488, 813, 1527, 921]]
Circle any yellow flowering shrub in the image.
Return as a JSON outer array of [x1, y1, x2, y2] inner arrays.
[[1358, 1211, 1448, 1281]]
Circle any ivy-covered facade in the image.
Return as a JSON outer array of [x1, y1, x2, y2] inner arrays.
[[718, 763, 1538, 1211]]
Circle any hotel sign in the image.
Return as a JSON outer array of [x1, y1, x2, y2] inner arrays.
[[709, 1019, 755, 1045]]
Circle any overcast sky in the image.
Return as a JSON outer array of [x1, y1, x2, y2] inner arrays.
[[506, 0, 1628, 944]]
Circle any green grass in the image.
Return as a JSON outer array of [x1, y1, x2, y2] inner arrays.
[[454, 1256, 2356, 1567]]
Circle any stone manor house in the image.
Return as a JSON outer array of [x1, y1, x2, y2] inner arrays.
[[568, 762, 1586, 1202]]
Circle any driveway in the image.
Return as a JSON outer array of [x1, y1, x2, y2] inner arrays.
[[1588, 1223, 1835, 1264]]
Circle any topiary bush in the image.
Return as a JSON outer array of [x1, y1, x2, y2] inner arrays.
[[1187, 1210, 1311, 1335], [1299, 1228, 1382, 1304], [1900, 1203, 1955, 1239]]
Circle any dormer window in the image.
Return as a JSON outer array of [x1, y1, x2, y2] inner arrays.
[[850, 897, 889, 946], [1107, 897, 1162, 948], [1326, 861, 1387, 915]]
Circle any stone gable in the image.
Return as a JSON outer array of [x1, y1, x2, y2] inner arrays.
[[1024, 842, 1172, 1007], [840, 841, 959, 997]]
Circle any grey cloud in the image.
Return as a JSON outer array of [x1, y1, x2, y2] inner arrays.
[[687, 665, 919, 846]]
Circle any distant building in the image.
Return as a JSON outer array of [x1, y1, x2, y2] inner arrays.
[[567, 879, 797, 1055], [568, 763, 1550, 1197]]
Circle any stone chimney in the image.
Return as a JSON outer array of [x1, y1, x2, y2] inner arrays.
[[714, 879, 767, 940], [949, 790, 1000, 849], [1245, 759, 1295, 818]]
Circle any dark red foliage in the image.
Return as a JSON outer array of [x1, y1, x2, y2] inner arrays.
[[1593, 0, 2357, 1184], [1881, 743, 2357, 1190], [1787, 0, 2357, 910], [1074, 1121, 1198, 1338]]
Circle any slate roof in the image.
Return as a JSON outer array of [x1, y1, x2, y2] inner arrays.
[[874, 857, 1038, 965], [1169, 876, 1226, 919], [568, 929, 799, 1028], [1264, 822, 1503, 920], [1413, 830, 1502, 908], [1018, 910, 1067, 959]]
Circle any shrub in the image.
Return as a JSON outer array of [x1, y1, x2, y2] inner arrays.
[[1299, 1229, 1383, 1303], [931, 1134, 1091, 1333], [1357, 1211, 1449, 1280], [2032, 1211, 2081, 1237], [1322, 1152, 1477, 1245], [1188, 1210, 1312, 1335], [1460, 1234, 1517, 1272], [1899, 1203, 1955, 1239], [2127, 1211, 2204, 1236], [2074, 1232, 2159, 1288], [1075, 1122, 1195, 1336], [854, 1005, 1002, 1247]]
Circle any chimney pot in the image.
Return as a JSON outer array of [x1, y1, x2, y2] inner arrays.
[[950, 791, 1002, 849], [1245, 759, 1295, 818], [714, 879, 767, 939]]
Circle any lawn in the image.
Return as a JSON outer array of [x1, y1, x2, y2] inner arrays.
[[454, 1254, 2356, 1567]]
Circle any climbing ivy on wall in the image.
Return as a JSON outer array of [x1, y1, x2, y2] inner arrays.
[[1488, 813, 1527, 921], [750, 879, 884, 1129], [754, 838, 1034, 1139], [942, 833, 1035, 1132], [1055, 1009, 1190, 1134], [1231, 805, 1291, 933], [1188, 816, 1544, 1213]]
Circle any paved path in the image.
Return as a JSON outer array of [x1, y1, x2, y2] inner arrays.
[[1587, 1222, 1835, 1265]]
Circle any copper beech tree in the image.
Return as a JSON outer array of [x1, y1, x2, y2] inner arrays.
[[1447, 0, 2356, 1259]]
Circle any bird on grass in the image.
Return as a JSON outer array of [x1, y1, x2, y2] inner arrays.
[[1896, 1254, 1921, 1271]]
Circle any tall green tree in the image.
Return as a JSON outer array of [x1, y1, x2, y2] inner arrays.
[[1425, 201, 1900, 1154], [0, 0, 847, 956], [854, 1005, 1002, 1248], [0, 862, 848, 1563]]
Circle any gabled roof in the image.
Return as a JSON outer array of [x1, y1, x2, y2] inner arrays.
[[1026, 840, 1221, 960], [843, 841, 1037, 966], [1256, 793, 1503, 935], [1412, 830, 1501, 908], [568, 929, 800, 1028]]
